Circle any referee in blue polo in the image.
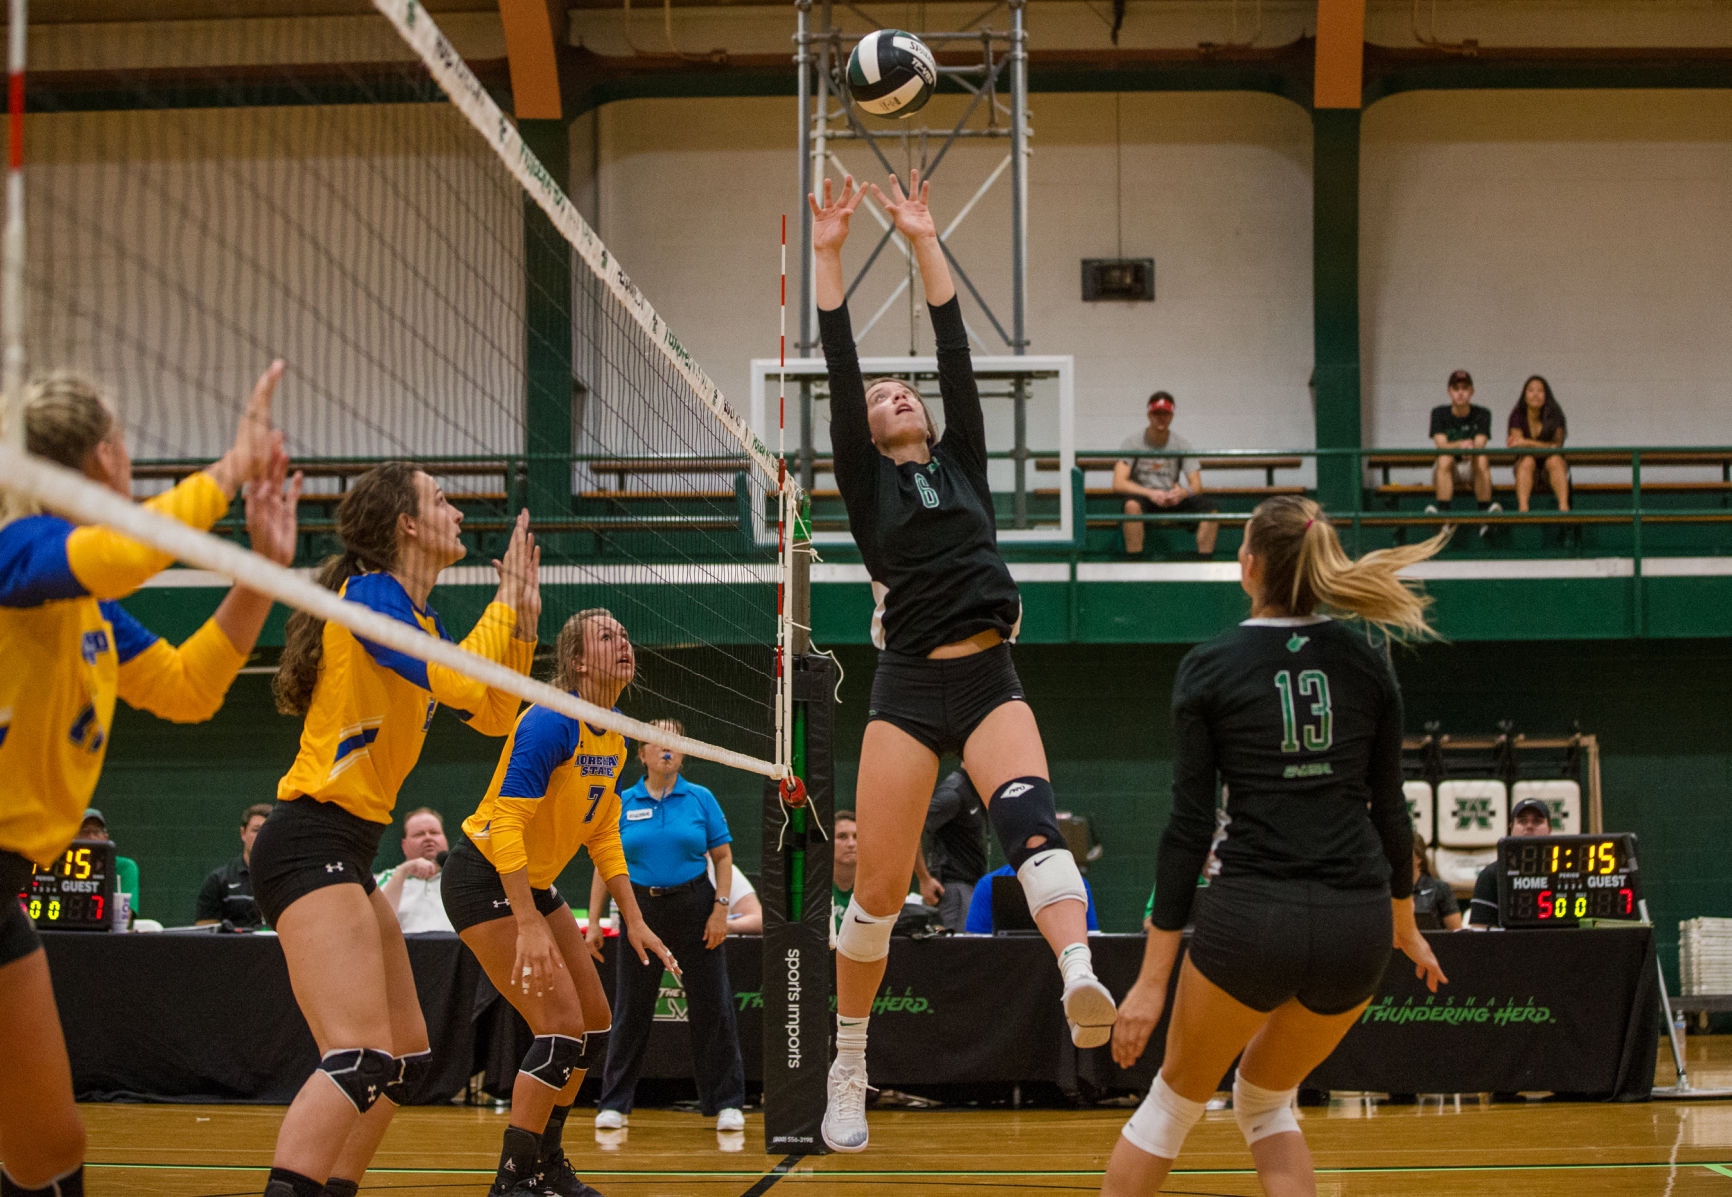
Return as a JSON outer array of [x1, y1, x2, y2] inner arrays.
[[586, 718, 747, 1132]]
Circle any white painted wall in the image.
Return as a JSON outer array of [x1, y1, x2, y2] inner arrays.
[[1360, 89, 1732, 454]]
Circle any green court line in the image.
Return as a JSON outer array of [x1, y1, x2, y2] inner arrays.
[[91, 1161, 1732, 1177]]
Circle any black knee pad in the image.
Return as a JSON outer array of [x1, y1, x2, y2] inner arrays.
[[573, 1028, 609, 1072], [520, 1033, 585, 1090], [382, 1048, 432, 1106], [317, 1048, 397, 1113], [987, 776, 1064, 870]]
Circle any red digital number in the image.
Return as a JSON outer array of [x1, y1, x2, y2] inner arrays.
[[1538, 890, 1552, 919], [1620, 888, 1632, 916], [90, 894, 104, 922]]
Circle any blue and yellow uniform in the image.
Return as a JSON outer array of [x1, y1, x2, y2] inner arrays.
[[0, 472, 242, 867], [464, 706, 629, 888], [276, 572, 534, 825], [442, 706, 628, 932]]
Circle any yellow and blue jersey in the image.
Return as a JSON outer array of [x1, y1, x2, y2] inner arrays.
[[0, 472, 244, 865], [463, 705, 629, 890], [277, 572, 534, 825]]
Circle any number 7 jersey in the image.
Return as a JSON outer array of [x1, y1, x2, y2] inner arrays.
[[462, 703, 630, 889]]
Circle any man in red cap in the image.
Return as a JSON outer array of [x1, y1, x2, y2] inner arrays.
[[1112, 391, 1218, 557]]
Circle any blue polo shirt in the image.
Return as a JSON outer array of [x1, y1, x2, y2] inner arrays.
[[616, 774, 732, 888], [965, 864, 1099, 933]]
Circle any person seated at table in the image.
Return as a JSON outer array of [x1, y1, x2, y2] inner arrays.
[[1113, 392, 1219, 558], [910, 769, 989, 933], [1410, 831, 1461, 932], [1469, 798, 1551, 928], [195, 803, 273, 928], [966, 851, 1100, 934], [76, 808, 142, 925], [1427, 369, 1499, 534], [375, 807, 454, 934], [1506, 375, 1569, 513]]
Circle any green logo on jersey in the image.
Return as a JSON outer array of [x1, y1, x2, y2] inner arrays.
[[914, 473, 940, 509], [1286, 634, 1310, 653]]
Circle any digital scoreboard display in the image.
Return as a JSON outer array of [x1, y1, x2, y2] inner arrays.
[[15, 839, 116, 932], [1496, 833, 1641, 928]]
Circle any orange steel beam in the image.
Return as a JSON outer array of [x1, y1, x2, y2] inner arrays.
[[498, 0, 567, 120], [1314, 0, 1365, 108]]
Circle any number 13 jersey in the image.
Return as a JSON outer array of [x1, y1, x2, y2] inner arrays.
[[462, 704, 629, 889]]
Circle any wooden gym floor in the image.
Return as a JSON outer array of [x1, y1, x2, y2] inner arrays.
[[85, 1037, 1732, 1195]]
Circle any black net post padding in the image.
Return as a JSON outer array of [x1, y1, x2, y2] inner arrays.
[[761, 651, 836, 1154]]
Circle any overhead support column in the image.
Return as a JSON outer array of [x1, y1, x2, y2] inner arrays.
[[1312, 0, 1365, 515]]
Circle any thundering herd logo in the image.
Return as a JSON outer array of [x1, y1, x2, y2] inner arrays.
[[1453, 796, 1497, 832]]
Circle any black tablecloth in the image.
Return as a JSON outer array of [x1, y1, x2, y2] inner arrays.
[[43, 925, 1659, 1103], [44, 931, 480, 1103]]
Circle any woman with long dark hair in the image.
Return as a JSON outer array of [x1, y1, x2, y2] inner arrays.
[[256, 466, 541, 1197], [444, 608, 676, 1197], [1506, 375, 1569, 512], [0, 364, 292, 1197], [809, 172, 1114, 1153], [1101, 496, 1449, 1197]]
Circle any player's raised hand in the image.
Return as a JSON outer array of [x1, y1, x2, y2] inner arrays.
[[870, 169, 937, 243], [493, 509, 541, 640], [211, 360, 286, 495], [243, 443, 302, 567], [809, 174, 869, 256]]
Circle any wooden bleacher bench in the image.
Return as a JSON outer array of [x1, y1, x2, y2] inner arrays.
[[131, 458, 518, 509], [1366, 450, 1732, 487]]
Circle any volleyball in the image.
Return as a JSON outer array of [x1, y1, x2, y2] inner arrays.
[[846, 30, 937, 119]]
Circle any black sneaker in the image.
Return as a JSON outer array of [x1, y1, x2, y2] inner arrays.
[[537, 1148, 605, 1197]]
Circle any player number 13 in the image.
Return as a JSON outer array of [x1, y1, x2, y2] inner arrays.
[[1274, 669, 1333, 752]]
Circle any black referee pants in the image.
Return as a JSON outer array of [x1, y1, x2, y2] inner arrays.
[[598, 877, 746, 1117]]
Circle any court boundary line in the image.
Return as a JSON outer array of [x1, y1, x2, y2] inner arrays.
[[736, 1153, 802, 1196]]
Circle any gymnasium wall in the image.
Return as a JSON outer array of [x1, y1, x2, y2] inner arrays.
[[98, 635, 1730, 988]]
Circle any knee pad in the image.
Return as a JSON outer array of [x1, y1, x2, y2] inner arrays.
[[834, 896, 897, 964], [1232, 1073, 1300, 1144], [573, 1028, 608, 1071], [382, 1048, 432, 1106], [520, 1033, 585, 1090], [317, 1048, 396, 1113], [1016, 847, 1088, 918], [1122, 1071, 1206, 1160], [987, 777, 1064, 870]]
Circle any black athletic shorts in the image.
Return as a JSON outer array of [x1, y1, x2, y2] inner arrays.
[[0, 850, 42, 967], [867, 642, 1026, 757], [1126, 493, 1219, 516], [441, 833, 567, 934], [249, 796, 385, 928], [1187, 875, 1392, 1016]]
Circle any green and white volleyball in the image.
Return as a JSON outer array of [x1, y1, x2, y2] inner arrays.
[[846, 30, 938, 118]]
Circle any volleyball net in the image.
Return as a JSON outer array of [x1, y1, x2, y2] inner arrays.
[[0, 1, 798, 778]]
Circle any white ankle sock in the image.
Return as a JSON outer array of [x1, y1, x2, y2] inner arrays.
[[1058, 942, 1095, 988], [836, 1014, 869, 1067]]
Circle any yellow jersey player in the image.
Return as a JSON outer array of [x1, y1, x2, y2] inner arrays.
[[254, 464, 540, 1197], [0, 363, 291, 1197], [442, 608, 676, 1197]]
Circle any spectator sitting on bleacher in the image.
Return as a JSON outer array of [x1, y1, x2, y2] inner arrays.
[[1507, 375, 1570, 513], [1411, 830, 1462, 931], [1469, 797, 1551, 928], [1428, 369, 1500, 535], [1113, 391, 1219, 558]]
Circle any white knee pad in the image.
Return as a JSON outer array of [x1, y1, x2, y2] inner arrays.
[[1232, 1073, 1300, 1144], [1015, 847, 1088, 917], [834, 896, 897, 963], [1122, 1071, 1206, 1160]]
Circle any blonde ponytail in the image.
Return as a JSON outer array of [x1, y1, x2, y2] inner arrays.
[[1247, 495, 1447, 640], [2, 373, 116, 525]]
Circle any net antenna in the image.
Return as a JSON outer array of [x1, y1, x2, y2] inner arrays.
[[1, 0, 802, 779]]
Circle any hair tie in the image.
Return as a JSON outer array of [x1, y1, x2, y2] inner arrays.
[[1304, 518, 1315, 530]]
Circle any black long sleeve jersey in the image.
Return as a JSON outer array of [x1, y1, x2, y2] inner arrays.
[[1150, 616, 1415, 931], [818, 297, 1021, 655]]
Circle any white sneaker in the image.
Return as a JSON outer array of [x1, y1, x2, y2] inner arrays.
[[821, 1057, 872, 1152], [716, 1107, 745, 1132], [1480, 500, 1502, 537], [1063, 976, 1118, 1049], [593, 1108, 626, 1130]]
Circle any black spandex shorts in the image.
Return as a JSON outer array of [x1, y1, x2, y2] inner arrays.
[[868, 642, 1026, 757], [249, 796, 385, 928], [1187, 875, 1392, 1016], [441, 833, 567, 934], [1126, 493, 1219, 516], [0, 850, 42, 967]]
